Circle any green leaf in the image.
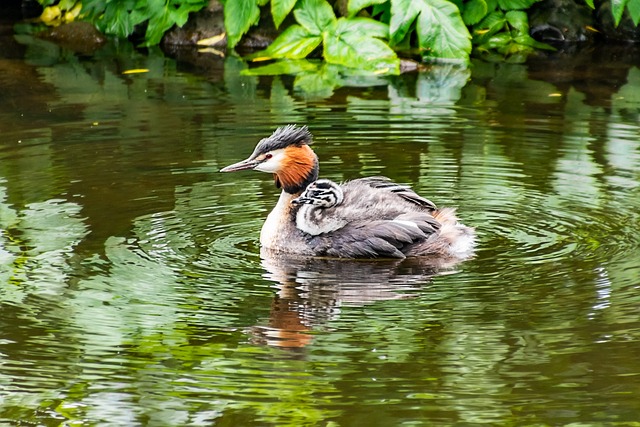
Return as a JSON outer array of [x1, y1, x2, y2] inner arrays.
[[294, 0, 336, 35], [418, 0, 472, 60], [584, 0, 594, 8], [272, 0, 298, 28], [389, 0, 420, 45], [484, 0, 499, 11], [480, 31, 511, 49], [513, 34, 555, 50], [497, 0, 539, 10], [390, 0, 471, 60], [242, 59, 320, 75], [343, 17, 390, 38], [505, 10, 528, 35], [145, 10, 174, 46], [347, 0, 388, 16], [473, 10, 506, 44], [611, 0, 628, 26], [99, 2, 136, 37], [250, 24, 322, 59], [463, 0, 488, 25], [322, 18, 399, 73], [223, 0, 260, 48], [170, 2, 207, 28], [627, 0, 640, 25], [129, 8, 150, 28]]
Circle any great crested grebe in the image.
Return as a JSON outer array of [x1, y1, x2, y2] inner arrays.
[[220, 125, 475, 259]]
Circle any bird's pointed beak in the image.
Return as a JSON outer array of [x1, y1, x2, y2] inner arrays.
[[220, 158, 258, 172]]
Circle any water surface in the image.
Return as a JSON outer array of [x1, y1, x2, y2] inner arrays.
[[1, 24, 640, 426]]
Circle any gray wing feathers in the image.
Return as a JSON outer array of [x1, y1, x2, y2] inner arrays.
[[311, 217, 440, 259], [397, 192, 437, 210], [326, 236, 403, 258], [351, 176, 437, 210], [395, 212, 441, 234]]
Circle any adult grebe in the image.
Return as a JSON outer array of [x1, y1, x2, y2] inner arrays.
[[220, 125, 475, 259]]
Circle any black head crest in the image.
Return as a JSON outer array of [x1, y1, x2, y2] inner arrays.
[[251, 125, 313, 158]]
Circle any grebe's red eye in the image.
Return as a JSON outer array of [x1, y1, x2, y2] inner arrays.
[[265, 153, 273, 159]]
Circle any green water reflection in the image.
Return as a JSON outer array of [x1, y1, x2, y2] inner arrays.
[[1, 29, 639, 426]]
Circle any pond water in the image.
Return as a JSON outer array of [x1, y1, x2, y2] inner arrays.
[[1, 19, 640, 427]]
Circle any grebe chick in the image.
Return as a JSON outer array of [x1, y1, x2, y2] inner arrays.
[[292, 179, 346, 235], [221, 125, 475, 259]]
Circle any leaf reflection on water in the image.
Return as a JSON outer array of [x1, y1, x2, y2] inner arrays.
[[243, 59, 470, 100], [0, 185, 89, 304]]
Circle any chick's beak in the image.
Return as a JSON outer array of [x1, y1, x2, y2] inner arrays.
[[291, 196, 309, 205], [220, 158, 258, 172]]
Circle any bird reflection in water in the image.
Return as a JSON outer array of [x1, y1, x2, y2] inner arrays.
[[248, 249, 462, 349]]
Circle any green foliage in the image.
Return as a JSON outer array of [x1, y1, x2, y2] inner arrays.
[[37, 0, 208, 46], [250, 0, 399, 74], [240, 0, 550, 74], [469, 2, 554, 61], [33, 0, 640, 67]]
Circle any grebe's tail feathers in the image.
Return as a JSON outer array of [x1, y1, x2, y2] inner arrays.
[[415, 208, 476, 258]]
